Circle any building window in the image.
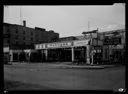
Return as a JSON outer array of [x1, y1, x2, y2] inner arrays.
[[7, 29, 10, 32], [31, 43, 33, 46], [23, 42, 25, 45], [104, 48, 109, 59], [23, 37, 25, 40], [31, 37, 33, 41], [15, 41, 18, 45], [7, 40, 10, 44], [31, 32, 33, 36], [16, 29, 18, 33], [15, 35, 19, 39], [23, 30, 25, 34]]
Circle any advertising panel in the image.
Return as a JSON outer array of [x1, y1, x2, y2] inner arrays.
[[73, 40, 89, 47], [47, 42, 72, 48], [35, 44, 46, 49], [3, 47, 9, 53], [104, 37, 121, 45], [111, 45, 124, 49], [35, 44, 40, 49]]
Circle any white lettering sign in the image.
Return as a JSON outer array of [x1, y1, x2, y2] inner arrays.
[[111, 45, 123, 49], [35, 44, 39, 49], [3, 47, 9, 52], [73, 40, 89, 47], [47, 42, 72, 48], [35, 44, 46, 49]]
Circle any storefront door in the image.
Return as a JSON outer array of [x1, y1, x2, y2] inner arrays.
[[13, 53, 19, 62], [74, 46, 86, 63], [93, 46, 103, 64], [47, 48, 72, 62]]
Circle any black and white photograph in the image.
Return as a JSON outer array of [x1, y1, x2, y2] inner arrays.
[[3, 4, 125, 92]]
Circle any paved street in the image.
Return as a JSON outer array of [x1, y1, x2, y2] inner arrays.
[[4, 63, 125, 91]]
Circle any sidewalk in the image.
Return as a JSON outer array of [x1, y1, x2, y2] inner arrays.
[[50, 63, 117, 69], [8, 62, 120, 69]]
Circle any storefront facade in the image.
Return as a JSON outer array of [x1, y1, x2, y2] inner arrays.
[[9, 49, 38, 62], [35, 39, 91, 64], [109, 44, 125, 64], [3, 46, 10, 64], [102, 32, 125, 64]]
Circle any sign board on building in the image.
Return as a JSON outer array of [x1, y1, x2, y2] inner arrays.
[[91, 39, 103, 46], [11, 50, 23, 53], [104, 37, 121, 45], [93, 46, 102, 53], [92, 33, 98, 38], [73, 40, 89, 47], [111, 45, 124, 49], [35, 44, 46, 49], [3, 47, 9, 53], [24, 49, 31, 53], [47, 42, 72, 48], [40, 44, 46, 49], [35, 44, 39, 49]]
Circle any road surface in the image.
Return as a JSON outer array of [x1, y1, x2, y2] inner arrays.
[[4, 63, 125, 91]]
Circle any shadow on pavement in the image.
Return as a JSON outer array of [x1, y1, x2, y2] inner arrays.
[[4, 79, 56, 90]]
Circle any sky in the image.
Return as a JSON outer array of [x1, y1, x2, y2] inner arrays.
[[4, 4, 125, 37]]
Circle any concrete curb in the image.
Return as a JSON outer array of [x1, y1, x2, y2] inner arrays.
[[51, 64, 116, 69], [8, 62, 118, 69]]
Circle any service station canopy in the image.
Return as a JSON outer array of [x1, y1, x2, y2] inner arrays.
[[35, 40, 89, 49]]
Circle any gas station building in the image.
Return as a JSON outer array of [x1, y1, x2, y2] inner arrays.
[[35, 39, 103, 64]]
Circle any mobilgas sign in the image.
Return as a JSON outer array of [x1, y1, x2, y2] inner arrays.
[[47, 42, 72, 48]]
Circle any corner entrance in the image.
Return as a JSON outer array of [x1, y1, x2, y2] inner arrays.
[[47, 48, 72, 62], [44, 46, 87, 63], [74, 46, 86, 63]]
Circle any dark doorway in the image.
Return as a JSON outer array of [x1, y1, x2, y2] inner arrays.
[[93, 46, 103, 64], [47, 48, 72, 62], [19, 52, 26, 62], [13, 53, 19, 62], [74, 46, 86, 64]]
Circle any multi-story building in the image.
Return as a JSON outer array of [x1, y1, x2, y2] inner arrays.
[[3, 21, 59, 49], [3, 21, 59, 62], [35, 27, 59, 43], [101, 29, 125, 64], [34, 29, 125, 64]]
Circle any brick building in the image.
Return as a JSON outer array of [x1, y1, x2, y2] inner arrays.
[[3, 21, 59, 49], [3, 21, 59, 63]]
